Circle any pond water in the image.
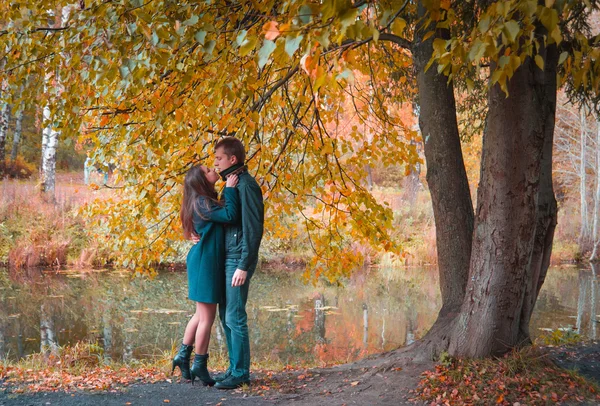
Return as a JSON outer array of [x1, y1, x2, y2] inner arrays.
[[0, 265, 597, 366]]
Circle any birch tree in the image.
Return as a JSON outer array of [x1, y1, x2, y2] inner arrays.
[[0, 85, 8, 176], [9, 108, 23, 165], [581, 106, 591, 247], [591, 120, 600, 262], [40, 6, 72, 199]]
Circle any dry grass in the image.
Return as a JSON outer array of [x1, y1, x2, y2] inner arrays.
[[0, 171, 585, 272], [0, 174, 112, 269]]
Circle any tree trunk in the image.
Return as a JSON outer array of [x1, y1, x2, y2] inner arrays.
[[591, 120, 600, 262], [41, 103, 58, 200], [517, 44, 559, 345], [0, 97, 9, 177], [409, 1, 474, 358], [40, 6, 71, 200], [365, 165, 373, 190], [580, 106, 590, 248], [10, 108, 24, 164], [449, 49, 555, 357]]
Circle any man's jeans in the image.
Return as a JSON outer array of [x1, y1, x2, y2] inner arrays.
[[219, 259, 251, 379]]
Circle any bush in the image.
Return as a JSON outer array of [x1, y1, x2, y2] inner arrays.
[[1, 156, 35, 179]]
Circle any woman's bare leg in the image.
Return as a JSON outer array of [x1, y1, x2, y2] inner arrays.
[[194, 302, 217, 354], [182, 314, 199, 346]]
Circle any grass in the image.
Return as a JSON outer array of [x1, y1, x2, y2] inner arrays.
[[0, 170, 589, 273], [0, 174, 113, 269], [536, 327, 583, 346], [0, 339, 338, 394], [0, 341, 169, 393]]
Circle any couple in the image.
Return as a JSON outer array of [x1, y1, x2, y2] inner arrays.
[[173, 137, 264, 389]]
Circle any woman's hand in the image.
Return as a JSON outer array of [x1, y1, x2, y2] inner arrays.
[[226, 174, 238, 187]]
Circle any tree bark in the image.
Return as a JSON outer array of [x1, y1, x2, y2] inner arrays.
[[580, 106, 590, 248], [590, 120, 600, 262], [517, 44, 559, 344], [410, 2, 474, 358], [0, 96, 9, 176], [10, 108, 24, 164], [41, 103, 58, 200], [449, 50, 554, 357]]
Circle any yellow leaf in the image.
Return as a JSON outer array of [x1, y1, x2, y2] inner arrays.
[[534, 54, 544, 71], [239, 36, 258, 57], [558, 51, 568, 65], [391, 18, 406, 36]]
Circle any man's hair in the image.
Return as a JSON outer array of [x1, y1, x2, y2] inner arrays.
[[215, 137, 245, 164]]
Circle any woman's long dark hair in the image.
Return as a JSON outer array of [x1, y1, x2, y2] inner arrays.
[[180, 165, 221, 239]]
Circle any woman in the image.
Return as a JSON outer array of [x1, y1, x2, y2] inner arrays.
[[173, 164, 240, 386]]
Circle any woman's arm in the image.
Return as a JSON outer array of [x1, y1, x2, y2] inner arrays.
[[197, 187, 240, 224]]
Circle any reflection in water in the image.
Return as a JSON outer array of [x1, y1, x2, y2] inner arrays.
[[591, 264, 597, 340], [102, 310, 113, 361], [0, 313, 5, 360], [39, 303, 58, 355], [0, 266, 596, 365], [531, 266, 598, 339], [577, 272, 588, 334], [362, 304, 368, 348], [314, 294, 326, 344], [406, 319, 415, 346]]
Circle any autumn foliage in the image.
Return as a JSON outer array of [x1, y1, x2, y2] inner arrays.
[[414, 348, 600, 406]]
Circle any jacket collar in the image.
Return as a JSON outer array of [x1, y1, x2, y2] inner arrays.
[[219, 163, 247, 180]]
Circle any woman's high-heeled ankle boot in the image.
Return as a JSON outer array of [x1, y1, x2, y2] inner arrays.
[[171, 343, 193, 380], [190, 354, 216, 386]]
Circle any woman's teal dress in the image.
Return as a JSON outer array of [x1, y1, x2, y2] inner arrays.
[[186, 187, 240, 303]]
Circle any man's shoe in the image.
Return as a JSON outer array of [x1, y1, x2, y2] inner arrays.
[[213, 369, 232, 382], [214, 375, 250, 390]]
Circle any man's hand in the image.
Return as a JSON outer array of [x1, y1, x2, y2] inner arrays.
[[231, 269, 247, 287]]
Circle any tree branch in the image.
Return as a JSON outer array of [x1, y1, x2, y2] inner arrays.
[[251, 65, 299, 112], [378, 33, 412, 50]]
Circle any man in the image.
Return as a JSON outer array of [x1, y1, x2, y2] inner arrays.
[[212, 137, 264, 389]]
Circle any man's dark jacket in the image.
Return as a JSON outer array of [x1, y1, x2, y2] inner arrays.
[[220, 164, 264, 273]]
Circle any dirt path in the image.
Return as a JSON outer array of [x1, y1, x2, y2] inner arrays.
[[2, 343, 598, 406], [0, 350, 431, 406]]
